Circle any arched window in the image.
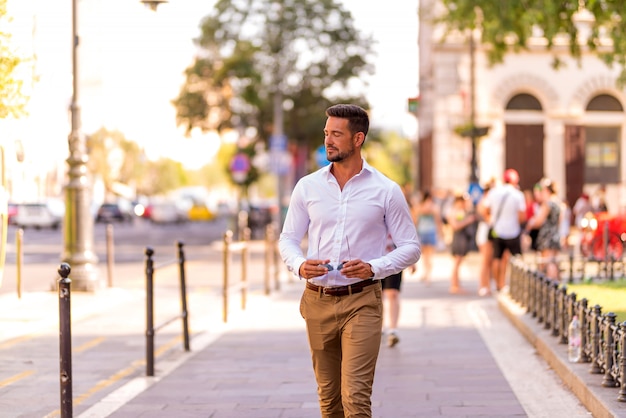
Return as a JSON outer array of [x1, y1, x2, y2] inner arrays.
[[505, 93, 542, 110], [586, 94, 623, 111], [584, 94, 623, 183]]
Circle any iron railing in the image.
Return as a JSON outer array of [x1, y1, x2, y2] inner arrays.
[[509, 256, 626, 402]]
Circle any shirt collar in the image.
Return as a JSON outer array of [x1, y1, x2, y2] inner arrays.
[[323, 158, 373, 179]]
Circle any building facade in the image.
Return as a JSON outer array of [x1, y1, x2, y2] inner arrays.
[[418, 2, 626, 212]]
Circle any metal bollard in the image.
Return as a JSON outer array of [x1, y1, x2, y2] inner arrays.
[[145, 247, 155, 377], [241, 228, 249, 310], [106, 223, 114, 287], [264, 224, 271, 295], [223, 231, 231, 323], [16, 228, 23, 298], [177, 241, 190, 351], [58, 263, 73, 418]]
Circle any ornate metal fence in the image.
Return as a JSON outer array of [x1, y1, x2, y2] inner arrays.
[[509, 256, 626, 402]]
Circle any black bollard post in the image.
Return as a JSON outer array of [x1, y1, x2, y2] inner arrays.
[[176, 241, 190, 352], [145, 247, 155, 377], [58, 263, 73, 418]]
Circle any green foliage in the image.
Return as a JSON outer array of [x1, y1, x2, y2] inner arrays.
[[142, 159, 190, 196], [438, 0, 626, 84], [568, 280, 626, 322], [362, 130, 414, 187], [0, 0, 28, 118], [87, 127, 191, 197], [173, 0, 373, 151]]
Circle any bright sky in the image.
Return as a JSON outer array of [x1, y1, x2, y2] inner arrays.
[[8, 0, 419, 170]]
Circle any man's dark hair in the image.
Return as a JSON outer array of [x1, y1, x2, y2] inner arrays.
[[326, 104, 369, 138]]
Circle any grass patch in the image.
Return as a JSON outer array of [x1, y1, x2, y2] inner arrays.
[[567, 280, 626, 323]]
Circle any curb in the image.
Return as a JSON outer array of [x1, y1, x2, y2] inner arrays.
[[498, 292, 626, 418]]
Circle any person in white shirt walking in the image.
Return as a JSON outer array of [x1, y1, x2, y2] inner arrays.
[[479, 169, 526, 292], [279, 104, 421, 418]]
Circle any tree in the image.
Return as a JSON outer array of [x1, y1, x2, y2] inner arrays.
[[139, 159, 190, 196], [438, 0, 626, 84], [173, 0, 373, 151], [0, 0, 28, 118], [363, 130, 414, 188], [87, 128, 147, 196]]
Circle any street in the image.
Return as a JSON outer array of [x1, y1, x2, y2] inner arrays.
[[5, 215, 233, 265]]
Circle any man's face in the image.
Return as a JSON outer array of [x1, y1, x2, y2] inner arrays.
[[324, 116, 356, 163]]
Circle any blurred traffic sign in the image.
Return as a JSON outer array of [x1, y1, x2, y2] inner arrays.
[[269, 134, 287, 151], [230, 153, 251, 183], [408, 96, 420, 113]]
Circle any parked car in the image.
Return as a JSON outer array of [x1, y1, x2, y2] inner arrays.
[[12, 202, 63, 229], [148, 201, 188, 224], [188, 203, 216, 222], [96, 201, 135, 223], [7, 203, 17, 225], [579, 211, 626, 260]]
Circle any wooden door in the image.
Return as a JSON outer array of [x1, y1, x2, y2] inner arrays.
[[505, 124, 544, 191], [564, 125, 585, 207]]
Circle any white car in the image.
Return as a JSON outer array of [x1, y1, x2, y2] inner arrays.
[[149, 201, 188, 224], [13, 202, 63, 229]]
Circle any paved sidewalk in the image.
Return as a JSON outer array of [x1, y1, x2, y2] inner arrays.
[[68, 253, 591, 418]]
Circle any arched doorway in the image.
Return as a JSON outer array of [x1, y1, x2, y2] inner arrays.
[[504, 93, 544, 191]]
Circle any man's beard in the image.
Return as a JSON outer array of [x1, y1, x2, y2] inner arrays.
[[327, 146, 354, 163]]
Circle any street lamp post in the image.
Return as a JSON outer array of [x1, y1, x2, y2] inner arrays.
[[64, 0, 166, 291], [469, 34, 479, 186], [63, 0, 99, 291]]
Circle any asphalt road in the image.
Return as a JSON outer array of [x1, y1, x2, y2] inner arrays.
[[4, 215, 235, 265]]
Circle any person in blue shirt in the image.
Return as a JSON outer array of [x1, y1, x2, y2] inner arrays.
[[279, 104, 421, 418]]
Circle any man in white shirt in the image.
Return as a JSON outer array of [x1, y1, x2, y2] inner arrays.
[[279, 104, 421, 417], [480, 168, 526, 291]]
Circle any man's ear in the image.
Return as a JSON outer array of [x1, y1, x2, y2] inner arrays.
[[354, 132, 365, 147]]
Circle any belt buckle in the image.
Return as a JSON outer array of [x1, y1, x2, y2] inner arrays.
[[322, 286, 331, 296]]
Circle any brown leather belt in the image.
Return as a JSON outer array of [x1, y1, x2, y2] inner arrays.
[[306, 279, 377, 296]]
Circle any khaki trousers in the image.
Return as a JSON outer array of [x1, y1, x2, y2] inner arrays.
[[300, 282, 383, 418]]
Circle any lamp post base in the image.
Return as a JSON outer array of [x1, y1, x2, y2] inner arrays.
[[65, 262, 101, 292], [51, 261, 100, 292]]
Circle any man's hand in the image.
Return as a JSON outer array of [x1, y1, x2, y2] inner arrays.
[[338, 259, 374, 279], [299, 259, 331, 280], [299, 259, 374, 280]]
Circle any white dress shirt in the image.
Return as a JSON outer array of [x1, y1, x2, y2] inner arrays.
[[484, 183, 526, 239], [279, 159, 421, 287]]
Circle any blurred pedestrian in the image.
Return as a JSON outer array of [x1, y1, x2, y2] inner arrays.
[[525, 178, 562, 280], [523, 185, 541, 252], [480, 169, 526, 292], [278, 104, 421, 417], [381, 235, 403, 347], [412, 190, 443, 285], [448, 193, 477, 294], [572, 192, 592, 229], [475, 181, 495, 296], [592, 185, 608, 213]]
